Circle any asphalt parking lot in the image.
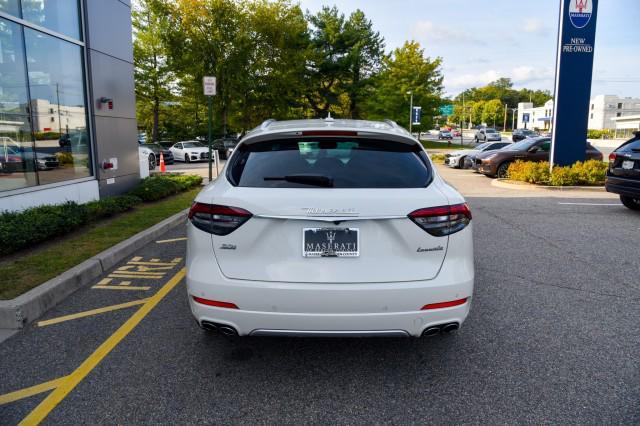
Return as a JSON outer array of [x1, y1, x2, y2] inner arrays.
[[1, 165, 638, 424]]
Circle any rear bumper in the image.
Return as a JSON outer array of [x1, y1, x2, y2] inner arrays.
[[606, 175, 640, 198], [186, 223, 474, 337]]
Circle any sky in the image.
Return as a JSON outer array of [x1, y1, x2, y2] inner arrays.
[[298, 0, 640, 100]]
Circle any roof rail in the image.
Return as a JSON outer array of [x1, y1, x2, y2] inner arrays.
[[383, 119, 399, 128], [260, 119, 276, 130]]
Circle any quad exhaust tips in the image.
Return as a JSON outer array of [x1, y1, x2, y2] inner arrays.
[[422, 322, 459, 337], [201, 321, 238, 336]]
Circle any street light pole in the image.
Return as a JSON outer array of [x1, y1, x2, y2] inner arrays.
[[511, 108, 517, 130], [407, 91, 413, 134]]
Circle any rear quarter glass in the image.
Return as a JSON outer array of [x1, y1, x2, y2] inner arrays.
[[617, 138, 640, 152], [227, 138, 433, 188]]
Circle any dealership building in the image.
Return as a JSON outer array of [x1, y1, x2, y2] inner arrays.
[[0, 0, 137, 212], [517, 95, 640, 133]]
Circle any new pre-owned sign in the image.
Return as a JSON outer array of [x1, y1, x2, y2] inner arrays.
[[550, 0, 598, 166]]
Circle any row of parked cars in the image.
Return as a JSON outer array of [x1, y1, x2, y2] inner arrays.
[[138, 137, 239, 170], [442, 130, 640, 211]]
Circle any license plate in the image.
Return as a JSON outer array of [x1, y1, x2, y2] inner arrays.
[[303, 228, 359, 257], [622, 160, 635, 170]]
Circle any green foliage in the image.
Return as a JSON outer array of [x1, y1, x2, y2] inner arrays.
[[429, 153, 446, 163], [364, 41, 443, 129], [129, 174, 202, 201], [587, 129, 614, 139], [55, 152, 74, 165], [507, 160, 606, 186], [453, 78, 552, 128], [0, 203, 89, 256], [0, 175, 202, 256], [85, 195, 142, 220], [507, 160, 550, 183], [481, 99, 504, 127]]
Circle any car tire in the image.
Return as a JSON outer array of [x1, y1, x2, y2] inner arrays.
[[620, 195, 640, 211], [185, 154, 190, 164], [496, 162, 511, 179], [148, 154, 156, 170], [458, 157, 466, 169]]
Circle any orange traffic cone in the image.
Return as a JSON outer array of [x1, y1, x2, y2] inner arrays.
[[159, 151, 166, 173]]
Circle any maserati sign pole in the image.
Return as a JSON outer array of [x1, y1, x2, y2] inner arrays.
[[550, 0, 599, 167]]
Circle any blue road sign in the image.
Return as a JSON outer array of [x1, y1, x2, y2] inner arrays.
[[412, 106, 422, 125], [522, 113, 530, 123], [551, 0, 598, 166]]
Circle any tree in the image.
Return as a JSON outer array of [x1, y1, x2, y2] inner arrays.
[[364, 41, 443, 129], [470, 100, 485, 126], [304, 7, 384, 118], [133, 0, 175, 142], [481, 99, 504, 127]]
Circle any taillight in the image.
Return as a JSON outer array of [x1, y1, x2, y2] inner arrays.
[[188, 203, 252, 235], [608, 152, 617, 164], [408, 203, 472, 236]]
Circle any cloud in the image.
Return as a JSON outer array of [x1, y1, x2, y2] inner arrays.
[[523, 18, 547, 34], [410, 20, 486, 46], [444, 66, 554, 92]]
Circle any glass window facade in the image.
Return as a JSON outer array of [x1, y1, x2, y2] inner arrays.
[[0, 1, 90, 193]]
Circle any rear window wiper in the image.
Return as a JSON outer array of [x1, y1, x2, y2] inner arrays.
[[263, 174, 334, 187]]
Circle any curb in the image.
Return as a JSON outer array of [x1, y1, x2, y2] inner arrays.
[[0, 208, 189, 330], [491, 179, 606, 192]]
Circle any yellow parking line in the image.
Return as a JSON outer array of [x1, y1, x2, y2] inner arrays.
[[155, 237, 187, 244], [21, 267, 186, 425], [93, 285, 151, 291], [127, 261, 180, 266], [0, 376, 67, 406], [37, 299, 150, 327], [107, 274, 164, 280]]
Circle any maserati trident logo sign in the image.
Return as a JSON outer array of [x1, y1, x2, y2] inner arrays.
[[568, 0, 592, 29]]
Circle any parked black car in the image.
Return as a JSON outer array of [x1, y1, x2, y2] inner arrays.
[[512, 129, 538, 142], [212, 137, 239, 160], [142, 143, 174, 165], [605, 131, 640, 210]]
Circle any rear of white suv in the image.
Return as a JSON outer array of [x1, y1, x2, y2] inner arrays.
[[186, 119, 474, 337]]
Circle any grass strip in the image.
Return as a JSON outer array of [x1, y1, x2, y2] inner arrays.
[[0, 188, 199, 300], [420, 140, 468, 150]]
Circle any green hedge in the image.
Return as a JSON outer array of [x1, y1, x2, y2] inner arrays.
[[507, 160, 607, 186], [587, 129, 614, 139], [0, 174, 202, 256]]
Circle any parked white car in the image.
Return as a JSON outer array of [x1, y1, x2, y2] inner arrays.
[[169, 141, 210, 163], [445, 141, 511, 168], [186, 118, 474, 338], [474, 128, 502, 142]]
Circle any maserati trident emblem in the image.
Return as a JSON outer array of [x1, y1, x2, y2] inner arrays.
[[325, 231, 337, 245]]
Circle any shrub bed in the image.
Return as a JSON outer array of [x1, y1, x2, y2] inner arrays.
[[506, 160, 607, 186], [0, 174, 202, 256]]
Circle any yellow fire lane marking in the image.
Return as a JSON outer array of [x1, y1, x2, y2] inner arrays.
[[155, 237, 187, 244], [106, 274, 164, 280], [0, 376, 68, 406], [20, 267, 186, 425], [92, 285, 151, 291], [37, 299, 150, 327], [127, 261, 180, 266]]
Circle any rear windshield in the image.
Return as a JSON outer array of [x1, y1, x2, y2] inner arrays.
[[617, 137, 640, 152], [228, 138, 432, 188]]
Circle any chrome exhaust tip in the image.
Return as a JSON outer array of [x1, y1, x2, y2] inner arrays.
[[219, 325, 239, 336], [201, 321, 219, 332], [422, 326, 441, 337], [441, 323, 459, 333]]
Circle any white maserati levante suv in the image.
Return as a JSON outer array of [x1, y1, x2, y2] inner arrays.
[[186, 118, 474, 338]]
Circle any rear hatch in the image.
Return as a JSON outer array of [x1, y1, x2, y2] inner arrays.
[[609, 138, 640, 180], [207, 136, 451, 283]]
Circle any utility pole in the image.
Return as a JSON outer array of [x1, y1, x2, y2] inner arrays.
[[203, 76, 217, 182], [511, 108, 517, 131], [461, 92, 465, 145], [503, 103, 508, 131], [56, 83, 62, 135], [407, 91, 413, 134]]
